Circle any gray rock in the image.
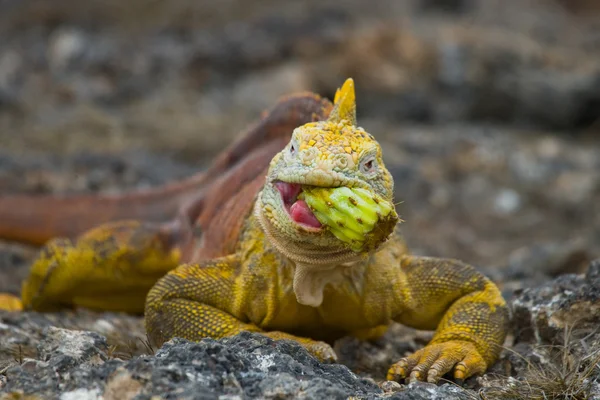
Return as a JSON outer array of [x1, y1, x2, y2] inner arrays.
[[386, 382, 471, 399], [0, 309, 147, 368], [3, 327, 113, 398], [37, 326, 108, 366], [47, 28, 87, 73], [1, 329, 478, 399], [511, 259, 600, 346], [136, 333, 381, 399], [479, 260, 600, 400], [480, 239, 591, 300]]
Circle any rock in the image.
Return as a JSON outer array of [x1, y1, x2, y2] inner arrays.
[[477, 260, 600, 399], [133, 333, 381, 399], [102, 369, 143, 400], [47, 28, 87, 73], [2, 331, 377, 399], [334, 323, 431, 380], [37, 326, 108, 366], [379, 380, 471, 399], [503, 240, 590, 279], [481, 239, 591, 300], [380, 379, 404, 393], [493, 188, 521, 216], [386, 382, 471, 399], [0, 309, 148, 374], [1, 330, 481, 399], [511, 259, 600, 346], [2, 327, 110, 398]]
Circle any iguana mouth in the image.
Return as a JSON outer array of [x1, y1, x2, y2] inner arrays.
[[274, 182, 322, 229]]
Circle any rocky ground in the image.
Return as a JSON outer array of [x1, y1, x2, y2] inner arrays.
[[1, 262, 599, 399], [0, 0, 599, 398]]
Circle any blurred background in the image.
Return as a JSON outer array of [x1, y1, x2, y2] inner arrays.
[[0, 0, 598, 294]]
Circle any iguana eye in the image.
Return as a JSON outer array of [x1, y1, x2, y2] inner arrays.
[[290, 144, 296, 155], [360, 157, 377, 174]]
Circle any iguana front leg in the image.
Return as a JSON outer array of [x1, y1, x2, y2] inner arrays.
[[0, 219, 191, 313], [388, 255, 509, 383], [145, 258, 337, 362]]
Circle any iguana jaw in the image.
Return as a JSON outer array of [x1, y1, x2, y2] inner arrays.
[[259, 178, 350, 250]]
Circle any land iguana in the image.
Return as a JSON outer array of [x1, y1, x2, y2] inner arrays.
[[0, 79, 508, 383]]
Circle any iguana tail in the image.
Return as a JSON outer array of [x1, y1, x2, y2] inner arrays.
[[0, 93, 332, 246]]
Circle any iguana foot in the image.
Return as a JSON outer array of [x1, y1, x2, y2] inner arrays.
[[386, 341, 487, 383], [261, 331, 337, 363], [0, 293, 23, 311]]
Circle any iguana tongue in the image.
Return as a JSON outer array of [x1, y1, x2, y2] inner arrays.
[[290, 199, 322, 228], [275, 181, 322, 228]]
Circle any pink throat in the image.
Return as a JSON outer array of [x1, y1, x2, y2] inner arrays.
[[274, 182, 322, 229]]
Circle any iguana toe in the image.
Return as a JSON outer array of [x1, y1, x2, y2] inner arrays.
[[0, 293, 23, 311], [451, 350, 487, 381], [305, 340, 338, 363], [386, 356, 418, 381]]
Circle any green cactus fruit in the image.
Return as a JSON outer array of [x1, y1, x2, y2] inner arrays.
[[299, 186, 398, 252]]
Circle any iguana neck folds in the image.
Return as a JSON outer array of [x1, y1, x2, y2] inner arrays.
[[254, 200, 366, 307]]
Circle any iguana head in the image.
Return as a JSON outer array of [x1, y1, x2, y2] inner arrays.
[[257, 78, 397, 264]]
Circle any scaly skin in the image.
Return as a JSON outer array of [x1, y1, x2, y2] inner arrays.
[[0, 79, 509, 383]]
